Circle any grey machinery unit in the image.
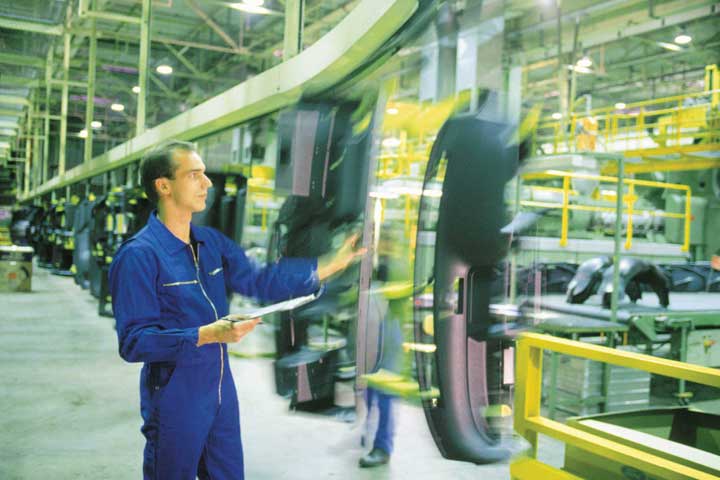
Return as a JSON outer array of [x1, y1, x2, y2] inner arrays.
[[271, 101, 372, 410]]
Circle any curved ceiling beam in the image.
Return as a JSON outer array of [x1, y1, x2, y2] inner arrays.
[[22, 0, 418, 201]]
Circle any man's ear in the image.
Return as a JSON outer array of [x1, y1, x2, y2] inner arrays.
[[154, 177, 170, 198]]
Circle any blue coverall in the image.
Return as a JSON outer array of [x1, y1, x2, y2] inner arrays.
[[109, 212, 319, 480]]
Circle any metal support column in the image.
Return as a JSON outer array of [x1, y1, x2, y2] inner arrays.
[[610, 155, 624, 322], [677, 323, 690, 399], [282, 0, 304, 61], [137, 0, 151, 135], [84, 18, 97, 164], [507, 63, 522, 304], [43, 45, 53, 184], [509, 174, 522, 304], [555, 0, 569, 151], [32, 98, 42, 190], [24, 98, 33, 195], [59, 15, 71, 175], [435, 3, 458, 101]]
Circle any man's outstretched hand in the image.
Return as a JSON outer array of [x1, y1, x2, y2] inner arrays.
[[197, 318, 261, 346], [317, 232, 367, 281]]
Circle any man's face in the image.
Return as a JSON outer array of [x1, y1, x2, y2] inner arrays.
[[161, 149, 212, 214]]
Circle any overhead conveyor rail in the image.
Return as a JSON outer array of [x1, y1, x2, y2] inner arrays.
[[513, 332, 720, 480], [19, 0, 420, 203]]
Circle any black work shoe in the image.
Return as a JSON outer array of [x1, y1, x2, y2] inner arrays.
[[359, 448, 390, 468]]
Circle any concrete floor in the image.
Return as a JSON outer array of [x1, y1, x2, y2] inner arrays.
[[0, 265, 562, 480]]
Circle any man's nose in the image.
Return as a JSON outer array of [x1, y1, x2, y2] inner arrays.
[[204, 174, 213, 188]]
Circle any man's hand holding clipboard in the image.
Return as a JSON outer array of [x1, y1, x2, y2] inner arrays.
[[196, 290, 323, 346]]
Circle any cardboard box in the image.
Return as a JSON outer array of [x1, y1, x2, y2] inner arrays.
[[0, 245, 33, 292]]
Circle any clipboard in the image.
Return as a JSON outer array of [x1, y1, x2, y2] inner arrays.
[[221, 290, 322, 322]]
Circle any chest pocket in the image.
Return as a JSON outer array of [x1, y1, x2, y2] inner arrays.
[[204, 265, 225, 291], [158, 279, 198, 310], [162, 279, 199, 287]]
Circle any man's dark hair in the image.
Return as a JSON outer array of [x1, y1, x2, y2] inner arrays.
[[140, 140, 197, 204]]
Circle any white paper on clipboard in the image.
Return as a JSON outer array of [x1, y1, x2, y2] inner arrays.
[[221, 291, 321, 322]]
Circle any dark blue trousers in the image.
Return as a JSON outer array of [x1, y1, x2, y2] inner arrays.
[[366, 387, 395, 454], [140, 362, 244, 480]]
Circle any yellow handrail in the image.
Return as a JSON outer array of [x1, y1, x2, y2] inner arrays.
[[521, 170, 692, 251], [513, 332, 720, 480]]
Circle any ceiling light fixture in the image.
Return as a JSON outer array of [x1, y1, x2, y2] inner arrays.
[[110, 103, 125, 112], [551, 112, 562, 120], [242, 0, 264, 6], [568, 65, 594, 74], [674, 30, 692, 45], [156, 64, 173, 75], [132, 86, 141, 94], [78, 129, 88, 138], [91, 120, 102, 129], [386, 107, 399, 115], [576, 55, 593, 68], [227, 2, 280, 15], [614, 102, 626, 110], [382, 138, 402, 148]]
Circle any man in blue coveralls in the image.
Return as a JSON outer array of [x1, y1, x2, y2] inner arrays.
[[109, 140, 363, 479]]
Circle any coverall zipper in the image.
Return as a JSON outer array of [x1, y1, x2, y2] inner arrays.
[[190, 243, 223, 405]]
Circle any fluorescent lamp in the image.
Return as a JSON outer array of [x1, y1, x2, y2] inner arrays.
[[369, 190, 400, 199], [156, 64, 173, 75], [614, 102, 626, 110], [551, 112, 562, 120], [242, 0, 264, 6], [657, 41, 684, 52], [132, 86, 141, 94], [90, 120, 102, 129], [110, 103, 125, 112]]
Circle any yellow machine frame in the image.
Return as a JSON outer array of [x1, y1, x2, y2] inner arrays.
[[520, 170, 692, 251], [512, 332, 720, 480]]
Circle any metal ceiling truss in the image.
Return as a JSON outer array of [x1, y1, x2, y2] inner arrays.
[[19, 0, 419, 202]]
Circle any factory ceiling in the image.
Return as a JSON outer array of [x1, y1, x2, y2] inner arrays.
[[0, 0, 717, 164]]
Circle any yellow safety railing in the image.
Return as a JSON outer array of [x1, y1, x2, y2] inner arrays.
[[706, 64, 719, 108], [534, 82, 720, 157], [520, 170, 692, 251], [513, 332, 720, 480]]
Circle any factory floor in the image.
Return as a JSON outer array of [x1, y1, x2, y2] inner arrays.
[[0, 264, 563, 480]]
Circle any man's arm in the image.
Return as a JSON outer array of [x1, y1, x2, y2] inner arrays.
[[217, 233, 320, 302], [110, 246, 199, 363], [217, 231, 365, 302], [316, 232, 366, 281]]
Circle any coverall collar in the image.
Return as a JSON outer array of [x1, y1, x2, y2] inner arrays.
[[147, 210, 207, 254]]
